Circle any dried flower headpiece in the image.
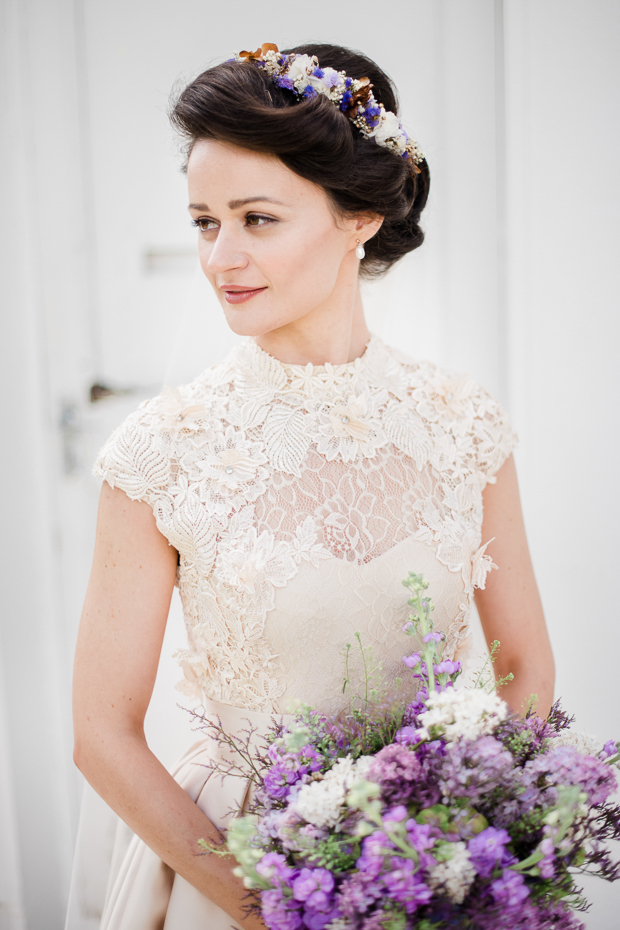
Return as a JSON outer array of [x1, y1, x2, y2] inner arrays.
[[235, 43, 424, 172]]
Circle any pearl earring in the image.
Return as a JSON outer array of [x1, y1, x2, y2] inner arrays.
[[355, 240, 365, 260]]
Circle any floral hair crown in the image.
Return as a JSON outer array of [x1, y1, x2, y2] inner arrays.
[[235, 43, 424, 173]]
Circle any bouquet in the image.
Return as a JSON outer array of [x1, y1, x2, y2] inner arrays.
[[198, 572, 620, 930]]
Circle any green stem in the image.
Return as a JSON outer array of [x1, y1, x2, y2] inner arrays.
[[510, 851, 545, 872]]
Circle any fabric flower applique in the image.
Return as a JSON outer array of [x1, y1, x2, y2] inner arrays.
[[430, 371, 477, 419], [468, 537, 498, 590], [185, 425, 269, 505], [285, 363, 333, 399], [155, 385, 210, 432], [408, 365, 473, 424], [315, 392, 386, 463], [216, 525, 298, 597]]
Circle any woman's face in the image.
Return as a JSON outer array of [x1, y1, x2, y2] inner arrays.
[[186, 140, 364, 337]]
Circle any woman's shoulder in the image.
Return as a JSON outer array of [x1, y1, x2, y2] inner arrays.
[[384, 343, 518, 482], [92, 357, 235, 503]]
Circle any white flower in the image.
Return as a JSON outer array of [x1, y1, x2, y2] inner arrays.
[[372, 109, 404, 147], [418, 688, 507, 742], [286, 55, 314, 90], [293, 755, 373, 828], [553, 730, 603, 756], [428, 842, 476, 903]]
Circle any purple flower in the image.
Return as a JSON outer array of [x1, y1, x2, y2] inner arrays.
[[468, 827, 512, 878], [357, 830, 394, 878], [367, 743, 423, 804], [261, 887, 303, 930], [383, 805, 408, 824], [405, 819, 436, 863], [337, 871, 383, 917], [394, 726, 423, 746], [523, 745, 617, 806], [600, 739, 618, 760], [539, 835, 556, 879], [402, 653, 422, 669], [303, 909, 340, 930], [264, 744, 323, 802], [423, 632, 443, 643], [438, 736, 515, 805], [364, 105, 381, 126], [292, 868, 334, 904], [489, 868, 530, 910], [290, 868, 339, 930], [434, 660, 461, 676], [383, 858, 432, 914], [323, 71, 340, 89], [274, 75, 295, 92]]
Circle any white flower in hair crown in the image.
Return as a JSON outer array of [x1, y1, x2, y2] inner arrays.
[[234, 43, 424, 172]]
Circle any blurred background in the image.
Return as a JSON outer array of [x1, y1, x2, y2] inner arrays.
[[1, 0, 619, 927]]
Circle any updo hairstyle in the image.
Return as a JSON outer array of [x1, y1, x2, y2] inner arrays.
[[169, 43, 430, 277]]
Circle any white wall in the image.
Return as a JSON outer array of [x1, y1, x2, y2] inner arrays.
[[503, 6, 620, 918], [1, 1, 619, 927]]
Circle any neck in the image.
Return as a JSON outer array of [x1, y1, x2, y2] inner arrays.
[[252, 256, 371, 366]]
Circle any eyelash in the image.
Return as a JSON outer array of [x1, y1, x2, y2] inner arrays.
[[191, 214, 275, 232]]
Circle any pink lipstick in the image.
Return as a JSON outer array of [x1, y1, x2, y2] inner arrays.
[[222, 285, 267, 304]]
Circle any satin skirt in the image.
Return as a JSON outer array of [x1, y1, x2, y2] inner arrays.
[[87, 699, 287, 930]]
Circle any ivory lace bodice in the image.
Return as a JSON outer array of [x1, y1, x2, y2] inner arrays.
[[94, 335, 517, 715]]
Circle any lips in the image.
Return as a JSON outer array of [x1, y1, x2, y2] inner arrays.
[[221, 285, 267, 305]]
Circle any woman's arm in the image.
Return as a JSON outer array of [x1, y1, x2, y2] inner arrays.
[[474, 454, 555, 717], [73, 481, 264, 927]]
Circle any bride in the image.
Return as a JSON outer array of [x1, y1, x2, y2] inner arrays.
[[71, 42, 554, 930]]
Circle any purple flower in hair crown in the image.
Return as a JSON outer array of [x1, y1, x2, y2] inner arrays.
[[235, 43, 424, 172]]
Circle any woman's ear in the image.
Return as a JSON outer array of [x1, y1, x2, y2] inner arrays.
[[354, 213, 384, 245]]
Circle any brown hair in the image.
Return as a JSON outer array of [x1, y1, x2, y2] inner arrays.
[[169, 43, 430, 277]]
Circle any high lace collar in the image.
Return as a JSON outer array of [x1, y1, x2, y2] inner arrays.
[[230, 333, 400, 396]]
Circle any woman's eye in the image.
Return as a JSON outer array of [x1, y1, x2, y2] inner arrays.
[[191, 214, 274, 232], [245, 214, 274, 228], [191, 217, 218, 231]]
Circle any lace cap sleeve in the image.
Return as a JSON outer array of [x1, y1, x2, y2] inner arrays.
[[93, 397, 171, 508], [471, 383, 518, 484]]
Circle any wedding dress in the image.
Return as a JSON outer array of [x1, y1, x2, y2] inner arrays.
[[77, 334, 516, 929]]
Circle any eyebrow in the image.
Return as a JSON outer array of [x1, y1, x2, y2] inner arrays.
[[188, 196, 288, 211]]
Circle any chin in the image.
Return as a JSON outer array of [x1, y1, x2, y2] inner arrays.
[[221, 304, 309, 339]]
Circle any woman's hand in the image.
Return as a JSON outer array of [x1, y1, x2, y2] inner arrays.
[[73, 481, 264, 926], [474, 455, 555, 717]]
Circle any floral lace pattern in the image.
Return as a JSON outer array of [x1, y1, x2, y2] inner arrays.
[[94, 335, 517, 713]]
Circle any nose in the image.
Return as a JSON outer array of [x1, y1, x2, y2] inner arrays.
[[203, 224, 249, 276]]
